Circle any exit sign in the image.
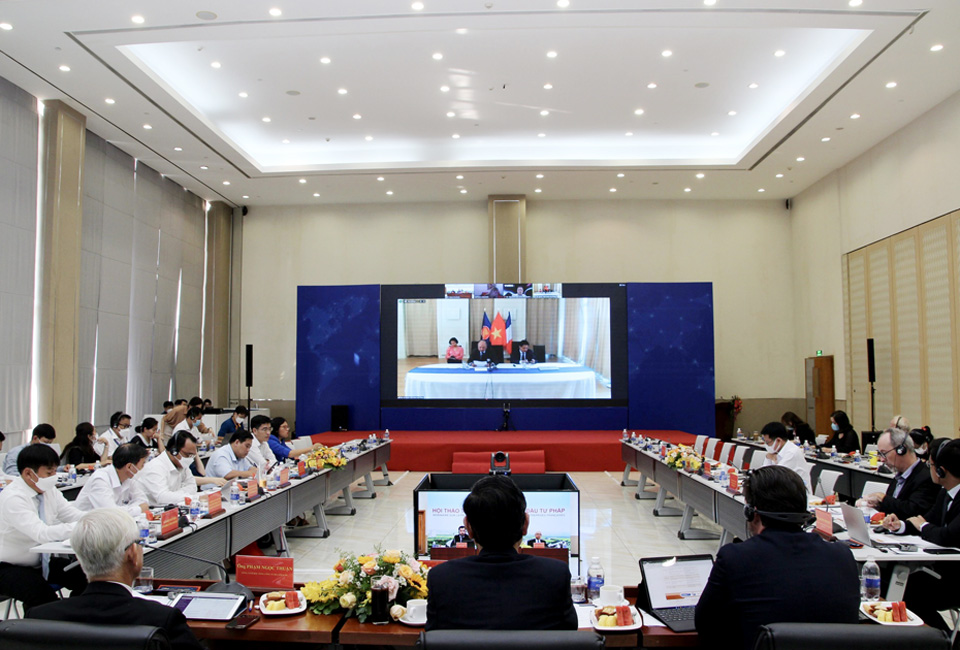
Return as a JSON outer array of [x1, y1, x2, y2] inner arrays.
[[816, 350, 823, 356]]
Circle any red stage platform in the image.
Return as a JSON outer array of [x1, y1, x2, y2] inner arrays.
[[309, 430, 696, 472]]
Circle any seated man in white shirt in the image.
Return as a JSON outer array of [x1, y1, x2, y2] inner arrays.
[[206, 430, 257, 480], [75, 443, 150, 517], [102, 412, 133, 460], [0, 443, 87, 612], [761, 422, 812, 493], [2, 424, 57, 477], [134, 431, 202, 506], [246, 415, 277, 470]]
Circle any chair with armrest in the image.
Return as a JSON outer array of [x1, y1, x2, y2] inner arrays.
[[533, 345, 546, 362], [419, 629, 605, 650], [0, 619, 171, 650], [752, 622, 949, 650]]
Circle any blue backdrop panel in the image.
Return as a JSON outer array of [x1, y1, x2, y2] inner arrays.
[[296, 285, 381, 434], [381, 407, 628, 431], [627, 283, 715, 436]]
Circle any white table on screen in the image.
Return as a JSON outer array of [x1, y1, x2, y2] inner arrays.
[[404, 362, 597, 399]]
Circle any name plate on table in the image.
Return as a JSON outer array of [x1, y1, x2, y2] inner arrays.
[[235, 555, 295, 590], [456, 542, 468, 548], [815, 508, 836, 540], [158, 507, 183, 540], [533, 542, 545, 548], [203, 490, 224, 518], [247, 480, 260, 501], [728, 473, 739, 492], [279, 467, 290, 487]]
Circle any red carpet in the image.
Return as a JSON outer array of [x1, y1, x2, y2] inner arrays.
[[309, 430, 696, 472]]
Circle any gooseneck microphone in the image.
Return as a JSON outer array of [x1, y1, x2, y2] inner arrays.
[[143, 543, 254, 601]]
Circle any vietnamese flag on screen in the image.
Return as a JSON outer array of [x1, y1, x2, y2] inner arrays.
[[481, 312, 492, 340], [489, 312, 507, 347], [504, 313, 513, 355]]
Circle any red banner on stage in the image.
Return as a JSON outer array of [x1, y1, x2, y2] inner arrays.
[[235, 555, 295, 590]]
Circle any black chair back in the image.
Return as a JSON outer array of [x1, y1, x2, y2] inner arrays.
[[419, 629, 604, 650], [0, 619, 171, 650], [533, 345, 546, 363], [753, 622, 950, 650]]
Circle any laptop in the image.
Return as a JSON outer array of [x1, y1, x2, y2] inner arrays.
[[839, 503, 899, 549], [638, 554, 715, 632]]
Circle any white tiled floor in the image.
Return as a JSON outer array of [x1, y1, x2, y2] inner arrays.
[[287, 470, 722, 587]]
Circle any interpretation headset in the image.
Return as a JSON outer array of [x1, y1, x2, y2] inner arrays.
[[742, 504, 814, 525], [932, 439, 960, 480], [893, 416, 908, 431]]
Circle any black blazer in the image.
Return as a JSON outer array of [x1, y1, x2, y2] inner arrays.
[[831, 429, 860, 454], [793, 423, 816, 446], [695, 529, 861, 650], [27, 581, 203, 650], [510, 348, 540, 364], [426, 549, 577, 631], [448, 534, 472, 547], [878, 460, 940, 519], [904, 488, 960, 547], [469, 343, 504, 364]]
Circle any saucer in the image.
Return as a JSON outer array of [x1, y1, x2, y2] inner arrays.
[[398, 614, 426, 627]]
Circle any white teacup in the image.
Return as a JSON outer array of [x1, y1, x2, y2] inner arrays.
[[598, 585, 624, 606], [405, 598, 427, 622]]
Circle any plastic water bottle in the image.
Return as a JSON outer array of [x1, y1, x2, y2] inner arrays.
[[384, 429, 391, 440], [854, 451, 862, 465], [586, 557, 605, 603], [229, 482, 240, 507], [719, 469, 729, 488], [736, 428, 743, 439], [68, 465, 77, 485], [861, 557, 881, 601], [188, 498, 200, 523], [137, 516, 150, 545]]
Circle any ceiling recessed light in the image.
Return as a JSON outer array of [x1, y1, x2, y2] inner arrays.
[[432, 52, 443, 60], [774, 49, 786, 57], [536, 174, 544, 179], [456, 175, 464, 180], [452, 133, 460, 139], [242, 195, 249, 199], [211, 61, 223, 70], [196, 11, 218, 20], [776, 173, 784, 178], [796, 156, 805, 162], [142, 124, 152, 130], [59, 65, 70, 72], [222, 181, 230, 186], [353, 113, 362, 120], [617, 173, 625, 178], [535, 188, 542, 193], [661, 50, 673, 57], [456, 28, 467, 34], [200, 165, 209, 170], [848, 0, 862, 6], [320, 57, 332, 64], [703, 0, 717, 5], [269, 8, 282, 17], [711, 132, 719, 136], [758, 188, 766, 192], [625, 132, 634, 136], [684, 187, 692, 192], [440, 85, 450, 92], [538, 133, 546, 138], [543, 83, 553, 90], [446, 111, 456, 118], [460, 189, 467, 194], [386, 190, 394, 195], [609, 188, 617, 192], [696, 173, 705, 179], [173, 147, 183, 152], [748, 82, 759, 89], [885, 81, 897, 88], [634, 108, 644, 115], [337, 88, 348, 95], [365, 135, 373, 141], [557, 0, 570, 6], [411, 1, 425, 10], [104, 98, 115, 105], [547, 50, 558, 58], [930, 44, 944, 52], [540, 110, 549, 116], [239, 91, 249, 98], [727, 110, 737, 116], [821, 137, 831, 142], [647, 82, 658, 89], [377, 177, 385, 182], [131, 15, 145, 24], [313, 193, 320, 197], [299, 179, 307, 184], [0, 22, 12, 31], [282, 139, 290, 144], [262, 116, 271, 122], [850, 113, 861, 119]]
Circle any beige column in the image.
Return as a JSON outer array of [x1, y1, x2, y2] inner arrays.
[[488, 195, 527, 283], [201, 201, 234, 405], [35, 100, 86, 432]]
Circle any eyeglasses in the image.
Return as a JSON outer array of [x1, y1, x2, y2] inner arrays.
[[876, 448, 894, 460]]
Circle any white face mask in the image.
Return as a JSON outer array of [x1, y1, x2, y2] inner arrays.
[[33, 473, 59, 493], [764, 442, 778, 454], [178, 454, 195, 469], [236, 417, 246, 426]]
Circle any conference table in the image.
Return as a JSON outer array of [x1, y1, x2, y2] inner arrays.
[[403, 362, 597, 399]]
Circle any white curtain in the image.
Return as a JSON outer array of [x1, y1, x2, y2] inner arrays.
[[0, 77, 39, 433]]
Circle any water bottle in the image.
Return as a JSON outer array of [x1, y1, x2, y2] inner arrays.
[[188, 498, 200, 523], [861, 557, 881, 601], [719, 469, 729, 488], [622, 429, 629, 441], [586, 557, 605, 603], [854, 451, 862, 465], [384, 429, 391, 440], [68, 465, 77, 485], [736, 428, 743, 439], [229, 482, 240, 507], [137, 516, 150, 545], [94, 460, 101, 470]]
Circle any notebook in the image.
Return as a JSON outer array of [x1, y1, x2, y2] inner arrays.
[[638, 554, 715, 632]]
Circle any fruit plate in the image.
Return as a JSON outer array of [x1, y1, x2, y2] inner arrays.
[[861, 601, 923, 626], [591, 605, 644, 631], [259, 591, 307, 616]]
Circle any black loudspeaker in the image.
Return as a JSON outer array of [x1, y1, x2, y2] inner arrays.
[[331, 405, 349, 432], [245, 344, 254, 388], [866, 338, 876, 383]]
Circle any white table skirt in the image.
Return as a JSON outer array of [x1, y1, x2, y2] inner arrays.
[[403, 362, 597, 399]]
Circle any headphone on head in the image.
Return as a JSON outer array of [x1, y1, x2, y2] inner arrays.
[[932, 439, 960, 479], [743, 504, 814, 526]]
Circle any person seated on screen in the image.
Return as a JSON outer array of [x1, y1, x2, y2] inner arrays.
[[3, 424, 57, 477], [217, 405, 249, 442], [760, 422, 812, 493], [0, 443, 87, 612], [861, 428, 939, 519], [779, 411, 815, 446], [134, 431, 205, 505], [75, 443, 150, 517], [60, 422, 108, 471], [445, 337, 464, 364], [448, 525, 472, 546], [881, 438, 960, 629], [825, 409, 860, 454], [695, 466, 860, 650], [469, 339, 503, 364], [27, 509, 203, 650], [426, 475, 577, 631], [206, 430, 257, 480], [526, 531, 546, 546], [510, 340, 538, 364], [129, 417, 162, 452]]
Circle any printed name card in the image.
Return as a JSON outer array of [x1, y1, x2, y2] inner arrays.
[[533, 542, 545, 548], [235, 555, 295, 590], [160, 507, 180, 539], [208, 490, 222, 514], [815, 508, 834, 537], [455, 542, 467, 548], [280, 467, 290, 484], [729, 473, 739, 492], [247, 480, 258, 499], [297, 461, 306, 476]]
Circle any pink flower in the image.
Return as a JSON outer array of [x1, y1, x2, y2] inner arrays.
[[406, 559, 421, 573], [361, 560, 378, 575], [379, 576, 400, 601]]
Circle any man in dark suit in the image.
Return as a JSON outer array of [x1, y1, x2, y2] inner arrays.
[[448, 526, 472, 546], [863, 428, 939, 519], [469, 339, 503, 364], [28, 509, 202, 650], [881, 438, 960, 629], [510, 340, 538, 364], [426, 476, 577, 631], [695, 466, 860, 650]]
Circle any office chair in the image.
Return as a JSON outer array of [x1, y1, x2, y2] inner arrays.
[[419, 629, 605, 650], [0, 619, 171, 650], [752, 622, 949, 650]]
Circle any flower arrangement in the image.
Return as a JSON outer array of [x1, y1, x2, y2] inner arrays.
[[664, 445, 703, 473], [300, 548, 430, 622], [729, 395, 743, 418], [305, 445, 348, 470]]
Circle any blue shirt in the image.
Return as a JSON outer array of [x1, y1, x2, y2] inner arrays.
[[206, 444, 253, 478], [218, 417, 245, 438], [267, 435, 292, 461], [3, 444, 29, 476]]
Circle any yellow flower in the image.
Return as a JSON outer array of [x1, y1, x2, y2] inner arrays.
[[357, 555, 373, 564], [362, 559, 378, 575], [381, 550, 402, 564], [340, 592, 357, 609], [397, 564, 415, 580]]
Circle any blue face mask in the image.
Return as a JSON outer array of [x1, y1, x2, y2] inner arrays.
[[831, 423, 840, 432]]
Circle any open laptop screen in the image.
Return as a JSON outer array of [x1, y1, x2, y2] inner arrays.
[[640, 555, 715, 609]]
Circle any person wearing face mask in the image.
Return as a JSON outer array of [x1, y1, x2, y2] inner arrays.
[[60, 422, 109, 471], [860, 428, 939, 519], [0, 443, 87, 612], [760, 422, 812, 493], [909, 426, 934, 459], [825, 410, 860, 454], [75, 444, 150, 517], [104, 412, 133, 461], [206, 430, 257, 480], [779, 411, 815, 446], [217, 405, 249, 442], [133, 431, 201, 506], [2, 424, 57, 477]]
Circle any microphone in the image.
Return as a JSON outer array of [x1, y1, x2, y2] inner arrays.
[[143, 543, 254, 601]]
